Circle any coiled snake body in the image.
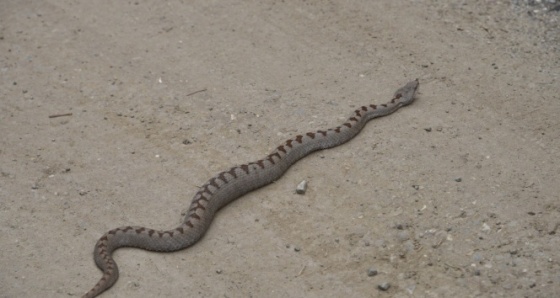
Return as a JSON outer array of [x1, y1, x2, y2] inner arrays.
[[83, 80, 419, 297]]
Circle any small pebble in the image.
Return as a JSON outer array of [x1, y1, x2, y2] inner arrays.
[[378, 282, 391, 291], [367, 268, 378, 277], [397, 231, 410, 242], [294, 246, 301, 252], [216, 269, 222, 274], [296, 180, 308, 194], [454, 177, 462, 182], [424, 127, 432, 132]]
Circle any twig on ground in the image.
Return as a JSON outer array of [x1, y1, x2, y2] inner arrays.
[[48, 113, 73, 118], [186, 88, 207, 97]]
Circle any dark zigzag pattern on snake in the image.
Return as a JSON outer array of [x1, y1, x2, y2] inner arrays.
[[82, 79, 419, 297]]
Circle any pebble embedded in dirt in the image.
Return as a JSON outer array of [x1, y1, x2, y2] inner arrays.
[[367, 268, 378, 277], [296, 180, 308, 194], [378, 282, 391, 291], [397, 231, 410, 242]]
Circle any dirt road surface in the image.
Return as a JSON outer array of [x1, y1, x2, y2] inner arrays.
[[1, 1, 559, 297]]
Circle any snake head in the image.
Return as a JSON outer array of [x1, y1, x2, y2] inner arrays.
[[393, 79, 419, 106]]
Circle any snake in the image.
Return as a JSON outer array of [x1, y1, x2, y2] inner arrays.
[[82, 79, 419, 297]]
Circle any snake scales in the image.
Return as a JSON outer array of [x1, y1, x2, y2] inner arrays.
[[83, 80, 419, 297]]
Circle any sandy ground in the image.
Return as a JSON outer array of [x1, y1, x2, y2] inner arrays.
[[1, 1, 559, 297]]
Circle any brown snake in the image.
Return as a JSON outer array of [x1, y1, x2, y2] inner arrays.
[[83, 80, 419, 297]]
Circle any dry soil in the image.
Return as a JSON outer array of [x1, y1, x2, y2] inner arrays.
[[1, 1, 559, 297]]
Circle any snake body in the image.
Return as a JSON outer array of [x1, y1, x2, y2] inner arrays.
[[83, 80, 419, 297]]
